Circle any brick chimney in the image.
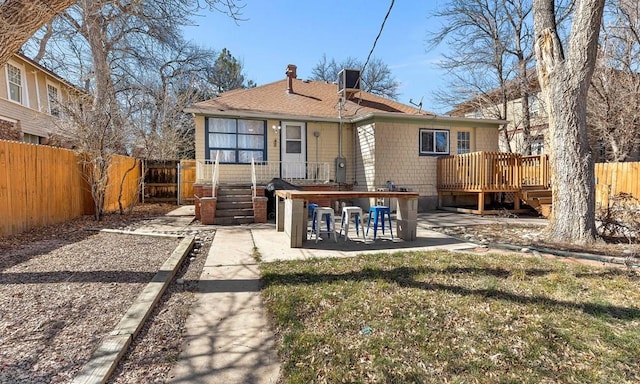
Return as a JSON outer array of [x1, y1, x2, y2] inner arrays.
[[286, 64, 297, 93]]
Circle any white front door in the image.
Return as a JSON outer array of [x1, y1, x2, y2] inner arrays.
[[281, 121, 306, 179]]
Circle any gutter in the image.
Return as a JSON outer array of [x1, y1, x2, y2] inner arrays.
[[348, 112, 509, 126], [184, 107, 509, 127], [184, 107, 343, 123]]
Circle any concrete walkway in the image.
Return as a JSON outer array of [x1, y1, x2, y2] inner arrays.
[[166, 209, 547, 383], [168, 227, 280, 384]]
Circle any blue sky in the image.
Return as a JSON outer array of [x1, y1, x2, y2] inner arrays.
[[182, 1, 449, 113]]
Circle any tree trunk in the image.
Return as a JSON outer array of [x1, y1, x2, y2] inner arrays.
[[0, 0, 76, 66], [533, 0, 604, 244]]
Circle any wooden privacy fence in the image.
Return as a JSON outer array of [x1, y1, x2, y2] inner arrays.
[[180, 160, 196, 204], [595, 161, 640, 208], [103, 155, 141, 212], [0, 140, 141, 237], [142, 160, 195, 204]]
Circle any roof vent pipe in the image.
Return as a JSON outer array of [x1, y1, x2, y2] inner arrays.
[[286, 64, 297, 93]]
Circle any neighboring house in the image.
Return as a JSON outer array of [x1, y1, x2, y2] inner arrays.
[[185, 64, 506, 212], [448, 73, 549, 156], [0, 52, 79, 144]]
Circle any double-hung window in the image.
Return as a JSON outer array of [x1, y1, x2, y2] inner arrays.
[[206, 117, 266, 163], [6, 63, 23, 105], [419, 129, 449, 155], [47, 83, 60, 117], [457, 131, 471, 154], [529, 94, 540, 116]]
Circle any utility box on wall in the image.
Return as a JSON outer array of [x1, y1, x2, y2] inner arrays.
[[335, 157, 347, 183]]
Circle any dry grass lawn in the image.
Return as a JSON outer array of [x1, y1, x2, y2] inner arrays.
[[261, 250, 640, 383]]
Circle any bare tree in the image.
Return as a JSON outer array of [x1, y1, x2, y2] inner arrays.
[[127, 42, 217, 160], [429, 0, 574, 154], [311, 54, 400, 100], [428, 0, 517, 152], [587, 0, 640, 162], [533, 0, 605, 243], [0, 0, 76, 66], [27, 0, 243, 218], [504, 0, 536, 154]]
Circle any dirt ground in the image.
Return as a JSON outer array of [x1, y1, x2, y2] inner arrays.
[[431, 220, 640, 261]]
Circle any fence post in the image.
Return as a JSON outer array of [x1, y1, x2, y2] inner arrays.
[[177, 161, 182, 205]]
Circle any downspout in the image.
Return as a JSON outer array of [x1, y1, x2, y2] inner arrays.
[[33, 72, 41, 112], [338, 97, 343, 158]]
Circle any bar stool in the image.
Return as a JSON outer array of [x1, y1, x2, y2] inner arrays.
[[311, 207, 337, 243], [366, 206, 393, 240], [339, 206, 365, 241], [308, 203, 331, 239]]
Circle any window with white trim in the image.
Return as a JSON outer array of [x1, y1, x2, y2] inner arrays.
[[457, 131, 471, 154], [419, 129, 449, 155], [531, 136, 544, 155], [206, 117, 266, 163], [23, 133, 41, 144], [6, 63, 23, 104], [529, 94, 540, 116], [47, 83, 60, 117]]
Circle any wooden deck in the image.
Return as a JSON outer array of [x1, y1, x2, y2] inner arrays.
[[437, 152, 551, 215]]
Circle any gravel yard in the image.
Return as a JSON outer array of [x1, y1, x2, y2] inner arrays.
[[0, 205, 212, 384]]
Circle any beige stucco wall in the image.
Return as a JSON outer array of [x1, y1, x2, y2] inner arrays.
[[305, 121, 354, 183], [473, 125, 500, 153], [354, 119, 500, 211], [194, 115, 205, 161], [195, 112, 501, 211], [0, 56, 71, 141], [355, 123, 376, 190], [195, 116, 355, 184]]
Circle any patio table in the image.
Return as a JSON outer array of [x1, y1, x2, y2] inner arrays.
[[274, 190, 419, 248]]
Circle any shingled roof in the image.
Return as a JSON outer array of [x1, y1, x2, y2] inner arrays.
[[186, 76, 435, 122]]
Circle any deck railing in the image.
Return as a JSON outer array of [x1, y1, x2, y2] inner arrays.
[[437, 151, 541, 192], [195, 160, 331, 184], [521, 155, 551, 188]]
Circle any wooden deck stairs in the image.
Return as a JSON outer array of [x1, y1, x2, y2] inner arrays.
[[214, 184, 255, 225], [521, 188, 552, 218]]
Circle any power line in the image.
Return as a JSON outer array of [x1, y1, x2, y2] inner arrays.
[[361, 0, 395, 76]]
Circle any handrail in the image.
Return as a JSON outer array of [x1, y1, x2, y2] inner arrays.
[[212, 151, 220, 198], [195, 160, 331, 184], [251, 157, 257, 198]]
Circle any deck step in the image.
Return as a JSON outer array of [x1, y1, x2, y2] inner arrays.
[[218, 188, 253, 196], [216, 201, 253, 210], [213, 184, 256, 225], [217, 195, 253, 203], [215, 208, 254, 217], [521, 189, 552, 200], [213, 216, 255, 225], [538, 204, 552, 218], [533, 196, 552, 205]]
